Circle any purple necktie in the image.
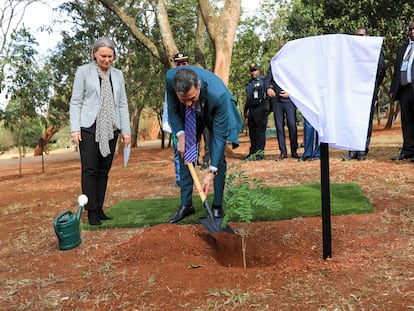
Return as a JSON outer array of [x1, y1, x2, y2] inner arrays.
[[184, 106, 197, 163]]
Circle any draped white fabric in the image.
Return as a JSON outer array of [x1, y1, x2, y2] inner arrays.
[[271, 34, 383, 150]]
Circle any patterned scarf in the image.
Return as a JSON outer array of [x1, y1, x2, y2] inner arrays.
[[95, 64, 117, 157]]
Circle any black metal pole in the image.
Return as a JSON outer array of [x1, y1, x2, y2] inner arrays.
[[320, 142, 332, 259]]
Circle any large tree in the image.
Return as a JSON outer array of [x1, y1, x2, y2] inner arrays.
[[97, 0, 242, 84]]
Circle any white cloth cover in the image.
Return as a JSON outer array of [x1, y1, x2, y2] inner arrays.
[[271, 34, 383, 150]]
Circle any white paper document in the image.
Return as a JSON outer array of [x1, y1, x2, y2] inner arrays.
[[123, 145, 131, 168]]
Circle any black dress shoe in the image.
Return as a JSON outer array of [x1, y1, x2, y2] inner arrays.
[[357, 152, 366, 161], [291, 152, 301, 159], [276, 154, 288, 161], [391, 153, 411, 161], [343, 151, 357, 161], [88, 210, 102, 226], [168, 205, 195, 223], [98, 209, 112, 220]]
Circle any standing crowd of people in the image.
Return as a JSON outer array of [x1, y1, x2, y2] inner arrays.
[[69, 21, 413, 225]]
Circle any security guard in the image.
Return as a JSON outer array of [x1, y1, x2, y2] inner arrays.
[[244, 63, 268, 160]]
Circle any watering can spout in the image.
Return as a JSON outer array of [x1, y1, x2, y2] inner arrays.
[[76, 194, 88, 222]]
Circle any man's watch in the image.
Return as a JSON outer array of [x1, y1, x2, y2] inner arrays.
[[208, 169, 218, 176]]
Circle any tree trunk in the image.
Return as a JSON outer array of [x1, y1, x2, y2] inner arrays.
[[98, 0, 242, 82], [33, 125, 59, 156], [198, 0, 241, 85], [385, 99, 399, 130]]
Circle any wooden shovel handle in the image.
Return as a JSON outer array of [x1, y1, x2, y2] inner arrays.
[[187, 163, 207, 202]]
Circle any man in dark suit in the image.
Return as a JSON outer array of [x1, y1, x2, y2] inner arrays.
[[390, 21, 414, 161], [165, 66, 243, 223], [264, 65, 300, 161], [343, 27, 386, 161]]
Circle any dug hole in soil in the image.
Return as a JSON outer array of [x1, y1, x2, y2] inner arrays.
[[0, 123, 413, 310]]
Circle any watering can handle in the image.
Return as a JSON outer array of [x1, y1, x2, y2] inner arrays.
[[53, 210, 73, 237]]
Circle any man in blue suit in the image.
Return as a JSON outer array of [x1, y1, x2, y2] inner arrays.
[[165, 66, 243, 223]]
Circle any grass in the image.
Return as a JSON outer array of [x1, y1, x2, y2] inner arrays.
[[81, 182, 372, 230]]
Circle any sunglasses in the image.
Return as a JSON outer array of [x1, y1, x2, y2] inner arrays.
[[176, 61, 188, 67], [250, 68, 258, 72]]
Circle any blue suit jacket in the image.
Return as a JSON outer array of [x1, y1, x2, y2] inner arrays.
[[166, 66, 242, 168], [70, 62, 131, 135]]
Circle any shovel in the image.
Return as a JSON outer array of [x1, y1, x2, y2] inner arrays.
[[187, 163, 233, 234]]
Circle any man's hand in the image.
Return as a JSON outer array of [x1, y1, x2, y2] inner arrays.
[[267, 88, 276, 97], [177, 134, 185, 157], [279, 90, 289, 99], [201, 172, 215, 196]]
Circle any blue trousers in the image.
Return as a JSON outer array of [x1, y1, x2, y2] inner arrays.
[[179, 140, 226, 208], [272, 99, 298, 155], [303, 118, 320, 158]]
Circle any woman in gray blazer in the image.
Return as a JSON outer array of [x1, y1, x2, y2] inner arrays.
[[70, 37, 131, 225]]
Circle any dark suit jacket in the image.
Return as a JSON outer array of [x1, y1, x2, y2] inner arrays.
[[390, 43, 414, 100], [165, 65, 242, 168], [263, 66, 291, 104]]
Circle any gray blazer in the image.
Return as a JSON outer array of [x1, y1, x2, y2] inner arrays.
[[69, 62, 131, 135]]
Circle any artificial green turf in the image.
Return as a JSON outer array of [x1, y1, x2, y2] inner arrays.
[[81, 183, 372, 230]]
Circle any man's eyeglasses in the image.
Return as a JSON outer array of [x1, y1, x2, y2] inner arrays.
[[250, 68, 258, 72]]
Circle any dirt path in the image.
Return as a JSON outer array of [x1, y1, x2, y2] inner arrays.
[[0, 124, 413, 310]]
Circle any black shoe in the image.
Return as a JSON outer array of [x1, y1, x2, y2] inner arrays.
[[174, 180, 180, 188], [98, 209, 112, 220], [255, 155, 264, 161], [309, 156, 320, 161], [212, 205, 224, 218], [276, 154, 288, 161], [291, 152, 301, 159], [201, 161, 209, 170], [357, 152, 366, 161], [297, 156, 309, 162], [88, 210, 102, 226], [391, 153, 411, 161], [168, 205, 195, 223], [343, 151, 357, 161]]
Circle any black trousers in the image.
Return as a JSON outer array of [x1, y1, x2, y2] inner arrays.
[[399, 85, 414, 156], [79, 123, 118, 211], [272, 99, 298, 155], [247, 106, 268, 155]]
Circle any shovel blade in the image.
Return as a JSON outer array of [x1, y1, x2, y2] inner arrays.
[[200, 216, 234, 234]]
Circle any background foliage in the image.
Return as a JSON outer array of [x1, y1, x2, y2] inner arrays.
[[0, 0, 413, 153]]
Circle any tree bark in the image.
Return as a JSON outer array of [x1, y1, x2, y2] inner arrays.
[[198, 0, 241, 84], [98, 0, 242, 81], [33, 125, 59, 156]]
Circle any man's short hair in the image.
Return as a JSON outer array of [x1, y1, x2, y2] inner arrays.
[[173, 68, 198, 94]]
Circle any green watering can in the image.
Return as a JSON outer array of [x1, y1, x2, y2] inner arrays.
[[54, 195, 88, 251]]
